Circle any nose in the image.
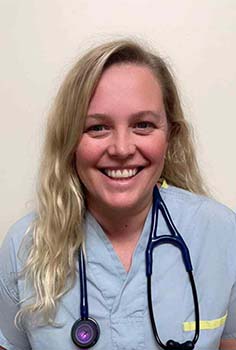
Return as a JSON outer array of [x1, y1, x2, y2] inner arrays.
[[107, 130, 136, 159]]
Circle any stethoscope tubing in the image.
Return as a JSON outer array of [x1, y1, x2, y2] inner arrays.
[[146, 186, 200, 349], [71, 247, 100, 348], [73, 185, 200, 350], [79, 245, 89, 319]]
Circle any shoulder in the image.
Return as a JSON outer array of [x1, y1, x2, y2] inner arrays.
[[160, 185, 236, 248], [2, 212, 36, 244], [0, 212, 37, 271], [160, 186, 236, 279], [0, 216, 35, 349], [161, 185, 236, 226]]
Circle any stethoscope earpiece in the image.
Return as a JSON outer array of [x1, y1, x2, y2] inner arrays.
[[71, 317, 100, 348], [166, 339, 194, 350]]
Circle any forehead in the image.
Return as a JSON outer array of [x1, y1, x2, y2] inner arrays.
[[97, 63, 160, 91], [88, 64, 164, 115]]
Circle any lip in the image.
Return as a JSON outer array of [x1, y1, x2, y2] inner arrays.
[[99, 166, 144, 178], [105, 168, 138, 179], [100, 172, 140, 188], [98, 167, 145, 186], [98, 165, 145, 170]]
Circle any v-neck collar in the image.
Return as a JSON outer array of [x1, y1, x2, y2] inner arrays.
[[83, 208, 152, 311], [85, 207, 152, 277], [61, 187, 169, 319]]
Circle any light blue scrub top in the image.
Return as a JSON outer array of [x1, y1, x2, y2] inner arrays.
[[1, 186, 236, 350]]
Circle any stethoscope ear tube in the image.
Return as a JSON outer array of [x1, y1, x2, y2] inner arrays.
[[147, 265, 199, 350], [188, 271, 200, 345], [146, 186, 200, 350], [146, 235, 193, 274]]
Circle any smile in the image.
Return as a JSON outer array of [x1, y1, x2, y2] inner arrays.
[[102, 168, 141, 179]]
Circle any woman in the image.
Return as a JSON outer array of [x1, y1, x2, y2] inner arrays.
[[0, 39, 236, 350]]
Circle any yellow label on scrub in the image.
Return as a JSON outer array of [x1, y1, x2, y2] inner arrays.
[[161, 179, 168, 189], [183, 313, 227, 331]]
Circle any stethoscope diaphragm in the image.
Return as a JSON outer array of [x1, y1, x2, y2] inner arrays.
[[71, 317, 100, 348]]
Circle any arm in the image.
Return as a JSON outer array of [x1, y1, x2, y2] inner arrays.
[[219, 213, 236, 350], [0, 276, 31, 349], [220, 339, 236, 349], [0, 228, 32, 350]]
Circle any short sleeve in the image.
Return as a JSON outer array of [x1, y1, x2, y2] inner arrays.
[[0, 327, 20, 350], [221, 213, 236, 340], [0, 218, 33, 350], [221, 280, 236, 339]]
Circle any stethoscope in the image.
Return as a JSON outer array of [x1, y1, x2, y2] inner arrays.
[[71, 185, 200, 349]]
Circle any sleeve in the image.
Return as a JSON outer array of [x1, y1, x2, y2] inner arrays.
[[221, 282, 236, 339], [0, 328, 18, 350], [0, 226, 32, 350], [221, 213, 236, 340]]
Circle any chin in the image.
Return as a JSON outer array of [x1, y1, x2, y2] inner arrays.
[[105, 196, 149, 213]]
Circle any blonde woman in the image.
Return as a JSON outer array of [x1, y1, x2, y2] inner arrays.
[[0, 39, 236, 350]]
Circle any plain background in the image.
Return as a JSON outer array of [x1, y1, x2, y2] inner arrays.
[[1, 0, 236, 242]]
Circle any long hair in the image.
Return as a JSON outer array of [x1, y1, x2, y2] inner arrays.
[[17, 38, 206, 326]]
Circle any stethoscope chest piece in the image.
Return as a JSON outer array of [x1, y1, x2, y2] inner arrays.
[[71, 317, 100, 348]]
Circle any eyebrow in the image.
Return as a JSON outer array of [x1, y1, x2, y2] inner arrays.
[[87, 111, 162, 120]]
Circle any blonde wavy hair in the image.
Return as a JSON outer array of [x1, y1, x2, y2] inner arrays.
[[17, 38, 207, 326]]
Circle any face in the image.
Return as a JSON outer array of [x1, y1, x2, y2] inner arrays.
[[75, 64, 169, 215]]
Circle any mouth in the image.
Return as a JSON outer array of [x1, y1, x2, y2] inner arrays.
[[100, 167, 144, 179]]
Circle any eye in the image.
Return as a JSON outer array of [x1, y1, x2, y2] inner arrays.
[[135, 121, 154, 128], [134, 121, 156, 134], [85, 124, 110, 136], [87, 125, 107, 131]]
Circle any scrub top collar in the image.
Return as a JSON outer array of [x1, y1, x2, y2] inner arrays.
[[83, 184, 169, 279]]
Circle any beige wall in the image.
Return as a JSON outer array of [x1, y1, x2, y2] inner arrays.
[[1, 0, 236, 242]]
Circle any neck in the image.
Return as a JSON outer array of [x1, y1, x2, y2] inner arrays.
[[88, 203, 151, 272], [89, 203, 151, 243]]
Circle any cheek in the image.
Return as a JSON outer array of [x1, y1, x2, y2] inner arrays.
[[75, 139, 101, 177], [75, 142, 90, 178], [75, 149, 92, 192], [145, 137, 168, 161]]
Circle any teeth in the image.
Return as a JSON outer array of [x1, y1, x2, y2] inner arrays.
[[105, 168, 138, 179]]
